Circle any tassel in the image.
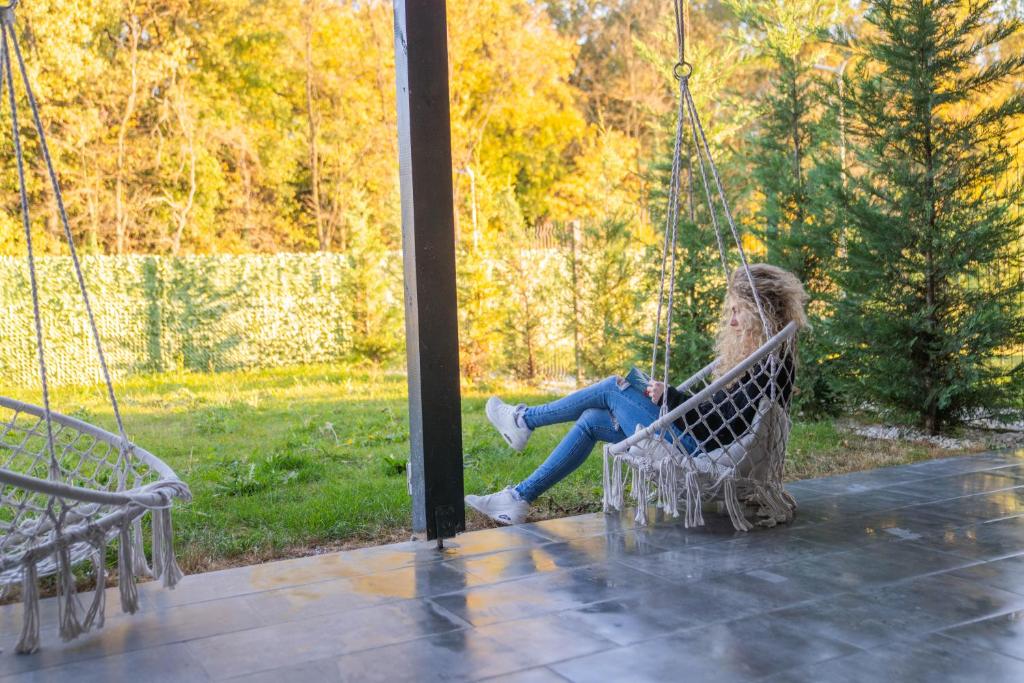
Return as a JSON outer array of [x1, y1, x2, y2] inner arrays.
[[132, 516, 152, 579], [634, 468, 648, 525], [15, 558, 40, 654], [723, 478, 753, 532], [81, 530, 108, 631], [57, 543, 84, 642], [153, 508, 184, 589], [602, 448, 611, 512], [119, 519, 140, 614], [684, 470, 704, 528]]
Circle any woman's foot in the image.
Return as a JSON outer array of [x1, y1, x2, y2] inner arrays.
[[465, 487, 529, 525], [485, 397, 532, 451]]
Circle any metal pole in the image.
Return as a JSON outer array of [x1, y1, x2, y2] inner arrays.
[[393, 0, 464, 541]]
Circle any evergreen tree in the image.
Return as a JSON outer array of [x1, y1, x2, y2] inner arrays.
[[738, 0, 846, 417], [837, 0, 1024, 433]]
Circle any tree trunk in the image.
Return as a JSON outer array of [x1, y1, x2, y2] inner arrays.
[[304, 1, 325, 251], [115, 12, 141, 255]]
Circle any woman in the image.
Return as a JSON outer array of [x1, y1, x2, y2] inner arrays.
[[465, 263, 809, 525]]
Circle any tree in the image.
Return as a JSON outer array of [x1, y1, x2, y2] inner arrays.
[[734, 0, 848, 416], [836, 0, 1024, 432]]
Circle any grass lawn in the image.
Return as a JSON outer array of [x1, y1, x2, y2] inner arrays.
[[1, 363, 972, 574]]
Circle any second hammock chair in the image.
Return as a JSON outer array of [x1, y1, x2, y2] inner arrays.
[[602, 0, 798, 531], [0, 3, 190, 654]]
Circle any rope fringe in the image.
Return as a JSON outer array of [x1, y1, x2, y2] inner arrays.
[[119, 519, 140, 614], [15, 559, 39, 654]]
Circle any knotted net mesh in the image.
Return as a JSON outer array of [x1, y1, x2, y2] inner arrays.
[[603, 326, 798, 531]]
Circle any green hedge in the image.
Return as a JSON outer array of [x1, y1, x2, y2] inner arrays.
[[0, 254, 393, 388]]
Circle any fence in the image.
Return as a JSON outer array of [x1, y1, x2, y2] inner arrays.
[[0, 254, 393, 388], [0, 251, 582, 389]]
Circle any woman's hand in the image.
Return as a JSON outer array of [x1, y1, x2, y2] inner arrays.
[[646, 380, 666, 404]]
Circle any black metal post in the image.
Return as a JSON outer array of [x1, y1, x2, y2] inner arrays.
[[393, 0, 465, 541]]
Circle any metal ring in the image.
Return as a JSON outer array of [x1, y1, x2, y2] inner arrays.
[[673, 62, 693, 80], [0, 0, 16, 25]]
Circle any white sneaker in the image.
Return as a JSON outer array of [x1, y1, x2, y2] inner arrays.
[[485, 397, 532, 451], [465, 487, 529, 525]]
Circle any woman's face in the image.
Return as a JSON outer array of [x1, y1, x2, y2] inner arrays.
[[727, 293, 741, 330]]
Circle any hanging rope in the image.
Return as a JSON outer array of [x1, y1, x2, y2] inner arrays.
[[0, 3, 191, 653]]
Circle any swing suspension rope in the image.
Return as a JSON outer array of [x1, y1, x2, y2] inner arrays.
[[0, 1, 190, 654], [649, 0, 773, 417]]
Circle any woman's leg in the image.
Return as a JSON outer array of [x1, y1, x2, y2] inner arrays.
[[515, 408, 624, 502], [522, 376, 637, 430], [515, 384, 698, 502]]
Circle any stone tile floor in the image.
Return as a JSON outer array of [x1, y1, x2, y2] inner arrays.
[[4, 449, 1024, 681]]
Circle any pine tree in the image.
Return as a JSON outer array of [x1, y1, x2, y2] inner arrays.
[[739, 0, 846, 416], [836, 0, 1024, 433]]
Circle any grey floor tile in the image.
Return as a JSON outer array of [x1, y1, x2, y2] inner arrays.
[[551, 617, 858, 683], [938, 609, 1024, 661], [914, 515, 1024, 561], [225, 658, 343, 682], [547, 588, 701, 646], [768, 572, 1024, 649], [767, 633, 1024, 683], [789, 466, 934, 495], [241, 561, 473, 625], [479, 668, 569, 683], [0, 643, 209, 683], [950, 554, 1024, 595], [750, 542, 974, 596], [0, 593, 262, 677], [441, 527, 554, 557], [186, 599, 465, 679], [889, 471, 1024, 502], [430, 563, 667, 627], [332, 628, 526, 682], [519, 513, 635, 541], [474, 612, 616, 666]]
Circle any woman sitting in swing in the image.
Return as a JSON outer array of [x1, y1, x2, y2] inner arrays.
[[466, 263, 808, 525]]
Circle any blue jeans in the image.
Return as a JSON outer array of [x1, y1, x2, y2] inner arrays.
[[514, 376, 699, 503]]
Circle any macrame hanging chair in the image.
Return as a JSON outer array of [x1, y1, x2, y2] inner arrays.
[[0, 2, 191, 654], [602, 0, 798, 532]]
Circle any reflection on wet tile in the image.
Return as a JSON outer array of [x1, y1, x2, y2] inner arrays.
[[939, 610, 1024, 661], [915, 515, 1024, 561], [890, 472, 1023, 502], [520, 512, 635, 540], [768, 633, 1024, 683], [751, 543, 973, 597], [430, 563, 667, 627], [226, 658, 343, 682], [551, 617, 858, 683], [242, 562, 472, 625], [0, 594, 262, 677], [769, 572, 1024, 649], [0, 643, 210, 683], [482, 667, 569, 683], [789, 466, 933, 496], [475, 612, 616, 665], [186, 599, 465, 679], [440, 526, 552, 558], [950, 554, 1024, 595], [552, 589, 700, 646], [331, 628, 525, 682], [790, 509, 958, 551]]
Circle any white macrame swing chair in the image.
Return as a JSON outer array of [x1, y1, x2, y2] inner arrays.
[[0, 2, 191, 654], [602, 0, 798, 532]]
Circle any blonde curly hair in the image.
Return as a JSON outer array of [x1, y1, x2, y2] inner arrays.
[[714, 263, 809, 378]]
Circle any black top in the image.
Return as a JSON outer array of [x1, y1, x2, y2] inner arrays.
[[665, 353, 795, 452]]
